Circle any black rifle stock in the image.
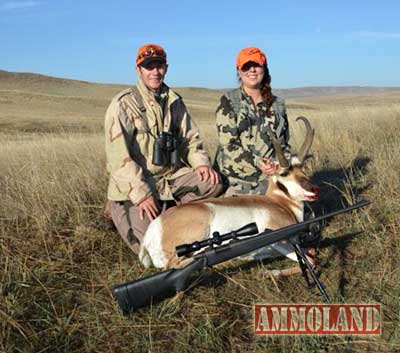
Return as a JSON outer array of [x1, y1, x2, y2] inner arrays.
[[113, 257, 207, 314], [112, 200, 370, 314]]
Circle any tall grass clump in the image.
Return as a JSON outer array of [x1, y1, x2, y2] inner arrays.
[[0, 133, 107, 232]]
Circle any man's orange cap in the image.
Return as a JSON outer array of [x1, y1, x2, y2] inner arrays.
[[136, 44, 167, 66], [236, 47, 267, 70]]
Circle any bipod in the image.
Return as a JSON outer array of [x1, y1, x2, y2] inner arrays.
[[291, 237, 331, 303]]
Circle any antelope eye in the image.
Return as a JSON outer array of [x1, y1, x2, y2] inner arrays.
[[280, 171, 289, 177]]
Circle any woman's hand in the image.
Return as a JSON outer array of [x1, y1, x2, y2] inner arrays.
[[259, 158, 279, 176]]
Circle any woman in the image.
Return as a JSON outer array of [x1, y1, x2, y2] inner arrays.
[[215, 47, 291, 196]]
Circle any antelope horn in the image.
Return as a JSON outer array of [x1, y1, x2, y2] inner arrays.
[[296, 116, 315, 163], [265, 124, 290, 169]]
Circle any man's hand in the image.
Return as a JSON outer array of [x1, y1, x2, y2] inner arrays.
[[138, 196, 160, 221], [195, 165, 220, 185], [259, 158, 279, 176]]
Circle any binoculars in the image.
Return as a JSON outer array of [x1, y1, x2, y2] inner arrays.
[[152, 131, 180, 167]]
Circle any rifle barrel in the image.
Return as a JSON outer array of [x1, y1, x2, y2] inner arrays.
[[204, 200, 370, 267]]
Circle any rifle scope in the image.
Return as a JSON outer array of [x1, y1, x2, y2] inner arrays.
[[176, 222, 259, 257]]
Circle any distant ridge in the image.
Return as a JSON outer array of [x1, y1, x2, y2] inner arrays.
[[0, 69, 398, 99], [273, 86, 394, 98]]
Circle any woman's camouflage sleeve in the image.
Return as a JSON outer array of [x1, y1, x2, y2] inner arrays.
[[216, 95, 246, 158]]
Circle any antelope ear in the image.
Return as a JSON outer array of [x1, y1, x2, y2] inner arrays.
[[290, 155, 302, 166], [302, 155, 316, 174], [290, 154, 315, 167]]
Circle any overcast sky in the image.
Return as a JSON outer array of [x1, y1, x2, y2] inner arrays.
[[1, 0, 399, 88]]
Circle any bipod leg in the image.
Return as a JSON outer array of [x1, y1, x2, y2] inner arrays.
[[293, 243, 331, 303], [295, 245, 312, 287]]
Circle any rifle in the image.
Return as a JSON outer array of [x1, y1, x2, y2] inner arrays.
[[112, 200, 370, 314]]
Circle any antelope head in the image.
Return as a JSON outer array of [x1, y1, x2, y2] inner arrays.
[[267, 116, 320, 202]]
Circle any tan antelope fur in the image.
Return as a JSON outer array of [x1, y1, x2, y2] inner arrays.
[[139, 117, 320, 271]]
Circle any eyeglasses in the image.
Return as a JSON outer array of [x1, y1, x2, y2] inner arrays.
[[141, 61, 167, 71], [137, 48, 166, 60]]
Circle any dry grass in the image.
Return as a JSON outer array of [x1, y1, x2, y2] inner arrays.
[[0, 76, 399, 352]]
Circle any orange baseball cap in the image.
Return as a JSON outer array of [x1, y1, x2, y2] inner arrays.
[[136, 44, 167, 66], [236, 47, 267, 70]]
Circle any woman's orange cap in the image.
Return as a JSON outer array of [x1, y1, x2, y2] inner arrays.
[[236, 47, 267, 70]]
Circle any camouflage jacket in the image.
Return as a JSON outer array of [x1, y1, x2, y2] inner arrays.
[[215, 87, 291, 191], [105, 79, 210, 205]]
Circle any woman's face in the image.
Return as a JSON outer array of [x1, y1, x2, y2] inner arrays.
[[238, 61, 265, 89]]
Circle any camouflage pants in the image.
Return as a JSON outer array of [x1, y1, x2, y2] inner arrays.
[[110, 171, 223, 254], [223, 177, 269, 197]]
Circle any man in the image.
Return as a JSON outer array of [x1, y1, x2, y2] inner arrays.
[[105, 43, 222, 254]]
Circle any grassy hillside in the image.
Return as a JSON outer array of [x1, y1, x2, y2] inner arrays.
[[0, 70, 127, 99], [1, 71, 399, 353]]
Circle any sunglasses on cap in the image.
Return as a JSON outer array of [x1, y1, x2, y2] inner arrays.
[[137, 48, 166, 61]]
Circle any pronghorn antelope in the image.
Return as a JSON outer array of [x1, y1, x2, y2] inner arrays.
[[139, 117, 320, 274]]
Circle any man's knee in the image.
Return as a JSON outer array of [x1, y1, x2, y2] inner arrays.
[[109, 200, 148, 255], [193, 170, 224, 197], [190, 175, 224, 201], [205, 181, 224, 198]]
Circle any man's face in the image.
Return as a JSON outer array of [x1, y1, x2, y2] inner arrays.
[[136, 61, 168, 92]]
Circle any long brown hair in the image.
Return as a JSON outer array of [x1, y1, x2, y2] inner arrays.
[[260, 65, 275, 116]]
